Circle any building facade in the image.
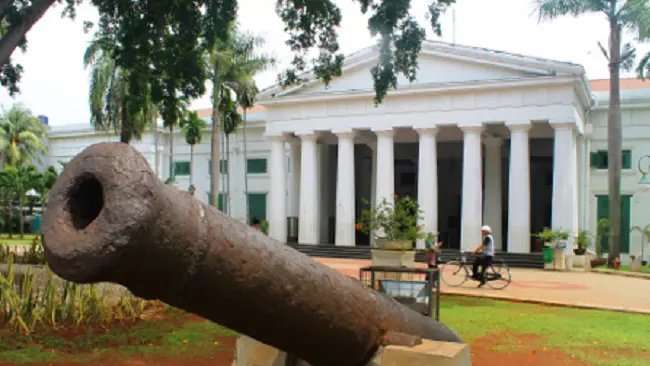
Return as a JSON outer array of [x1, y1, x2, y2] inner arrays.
[[47, 41, 650, 260]]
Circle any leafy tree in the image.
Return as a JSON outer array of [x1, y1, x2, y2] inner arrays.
[[0, 165, 41, 238], [83, 39, 158, 144], [537, 0, 650, 265], [221, 88, 243, 215], [38, 165, 58, 212], [180, 111, 207, 188], [0, 104, 47, 166], [2, 0, 456, 127]]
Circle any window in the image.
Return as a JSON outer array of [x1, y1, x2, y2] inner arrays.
[[248, 193, 267, 223], [174, 161, 190, 176], [247, 158, 267, 174], [596, 195, 631, 253], [207, 192, 227, 212], [208, 160, 228, 175], [590, 150, 632, 169]]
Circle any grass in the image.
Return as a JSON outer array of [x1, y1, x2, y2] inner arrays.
[[441, 295, 650, 366], [0, 234, 37, 246], [0, 307, 238, 364], [596, 264, 650, 274], [1, 294, 648, 365]]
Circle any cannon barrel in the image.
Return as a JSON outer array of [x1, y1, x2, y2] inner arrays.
[[42, 143, 462, 366]]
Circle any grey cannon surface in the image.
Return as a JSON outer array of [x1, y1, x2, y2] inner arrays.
[[41, 143, 462, 366]]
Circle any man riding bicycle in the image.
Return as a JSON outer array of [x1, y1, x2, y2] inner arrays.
[[471, 225, 494, 288]]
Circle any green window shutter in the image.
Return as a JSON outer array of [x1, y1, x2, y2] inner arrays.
[[596, 195, 610, 254], [247, 159, 268, 174], [174, 161, 190, 176], [207, 192, 227, 212], [622, 150, 632, 169], [590, 152, 599, 168], [599, 151, 609, 169], [248, 193, 267, 222], [621, 195, 631, 254]]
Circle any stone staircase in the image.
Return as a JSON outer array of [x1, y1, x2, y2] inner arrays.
[[289, 244, 544, 269]]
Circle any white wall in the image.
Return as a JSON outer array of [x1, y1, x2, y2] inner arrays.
[[588, 89, 650, 259], [48, 119, 273, 222]]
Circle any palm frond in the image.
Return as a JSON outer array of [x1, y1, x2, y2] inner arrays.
[[535, 0, 609, 22]]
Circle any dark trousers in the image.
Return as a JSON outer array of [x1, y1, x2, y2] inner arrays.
[[472, 255, 493, 283]]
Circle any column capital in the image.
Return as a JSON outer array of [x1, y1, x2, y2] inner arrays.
[[550, 121, 576, 131], [415, 127, 438, 136], [372, 128, 394, 137], [333, 130, 356, 139], [264, 133, 289, 141], [483, 136, 504, 147], [506, 122, 532, 133], [459, 124, 484, 134], [297, 132, 319, 141]]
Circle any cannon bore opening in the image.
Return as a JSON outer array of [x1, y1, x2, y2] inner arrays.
[[67, 174, 104, 230]]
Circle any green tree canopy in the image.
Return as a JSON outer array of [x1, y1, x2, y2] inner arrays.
[[1, 0, 456, 106], [0, 104, 47, 166], [180, 111, 207, 146]]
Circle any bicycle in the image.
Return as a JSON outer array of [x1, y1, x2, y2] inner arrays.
[[440, 251, 512, 290]]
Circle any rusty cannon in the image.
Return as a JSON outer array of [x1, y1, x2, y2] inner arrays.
[[41, 143, 462, 366]]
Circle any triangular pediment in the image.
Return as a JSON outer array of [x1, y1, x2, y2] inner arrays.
[[260, 41, 584, 100]]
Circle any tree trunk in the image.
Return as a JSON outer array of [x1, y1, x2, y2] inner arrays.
[[0, 0, 57, 67], [169, 125, 174, 181], [120, 119, 131, 144], [226, 134, 231, 216], [210, 81, 221, 208], [19, 197, 24, 239], [189, 144, 194, 188], [607, 21, 623, 266], [243, 109, 250, 224], [221, 114, 226, 212]]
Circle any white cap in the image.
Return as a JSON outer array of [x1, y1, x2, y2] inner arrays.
[[481, 225, 492, 233]]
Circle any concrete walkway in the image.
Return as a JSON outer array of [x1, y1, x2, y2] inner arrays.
[[315, 257, 650, 314]]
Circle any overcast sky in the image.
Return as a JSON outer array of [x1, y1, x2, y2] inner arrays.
[[1, 0, 648, 126]]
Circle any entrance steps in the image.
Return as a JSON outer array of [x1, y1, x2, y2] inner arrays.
[[289, 244, 544, 269]]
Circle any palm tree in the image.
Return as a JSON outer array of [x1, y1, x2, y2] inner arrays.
[[238, 83, 259, 224], [221, 89, 243, 215], [180, 111, 207, 190], [0, 104, 47, 167], [83, 39, 158, 144], [166, 98, 189, 183], [536, 0, 650, 265], [0, 165, 42, 238], [206, 24, 275, 209]]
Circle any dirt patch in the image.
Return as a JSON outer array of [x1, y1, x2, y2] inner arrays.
[[470, 333, 592, 366]]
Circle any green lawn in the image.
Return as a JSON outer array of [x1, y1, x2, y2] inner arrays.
[[442, 296, 650, 366], [596, 264, 650, 274], [0, 234, 37, 246], [1, 297, 648, 365], [0, 308, 238, 364]]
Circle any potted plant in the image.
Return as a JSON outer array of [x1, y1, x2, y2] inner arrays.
[[631, 224, 650, 266], [592, 218, 609, 268], [357, 195, 428, 267], [574, 230, 591, 255], [535, 228, 556, 270]]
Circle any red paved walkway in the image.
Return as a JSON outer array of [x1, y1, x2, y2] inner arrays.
[[315, 257, 650, 314]]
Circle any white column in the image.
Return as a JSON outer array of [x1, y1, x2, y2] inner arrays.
[[335, 131, 356, 246], [552, 123, 579, 248], [483, 137, 503, 251], [460, 125, 484, 252], [298, 133, 319, 244], [507, 123, 532, 253], [369, 142, 378, 247], [374, 130, 395, 208], [288, 140, 302, 218], [268, 135, 287, 242], [416, 128, 438, 249]]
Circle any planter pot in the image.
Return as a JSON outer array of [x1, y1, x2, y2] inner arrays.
[[375, 239, 414, 251], [553, 248, 566, 270], [574, 248, 587, 256], [572, 254, 586, 268], [370, 249, 416, 268], [590, 258, 607, 268]]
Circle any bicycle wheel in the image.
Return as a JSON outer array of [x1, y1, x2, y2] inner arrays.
[[441, 261, 469, 287], [486, 261, 512, 290]]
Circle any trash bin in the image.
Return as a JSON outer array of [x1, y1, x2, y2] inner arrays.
[[542, 246, 554, 263], [32, 215, 41, 234]]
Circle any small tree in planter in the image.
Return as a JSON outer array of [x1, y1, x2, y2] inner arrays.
[[574, 230, 592, 255], [356, 195, 428, 250], [535, 227, 557, 247]]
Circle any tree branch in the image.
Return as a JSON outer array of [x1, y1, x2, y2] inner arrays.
[[0, 0, 57, 67], [598, 40, 610, 60]]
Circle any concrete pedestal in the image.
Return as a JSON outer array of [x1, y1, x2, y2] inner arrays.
[[371, 250, 416, 268], [232, 335, 471, 366]]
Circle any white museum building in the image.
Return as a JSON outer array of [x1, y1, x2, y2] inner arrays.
[[47, 41, 650, 260]]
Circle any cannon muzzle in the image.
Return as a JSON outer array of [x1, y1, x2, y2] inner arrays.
[[42, 143, 461, 366]]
